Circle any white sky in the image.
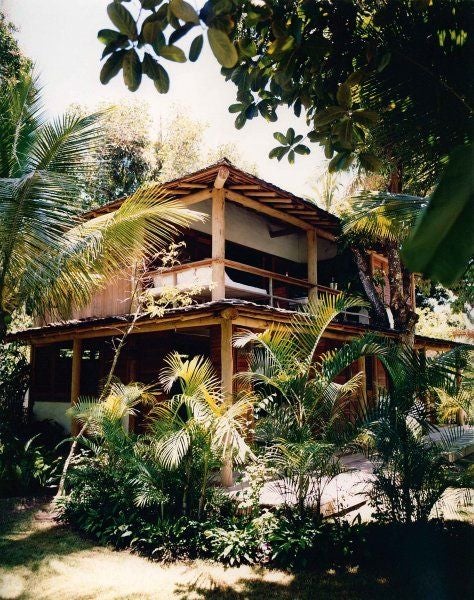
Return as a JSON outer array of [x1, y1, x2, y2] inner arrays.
[[2, 0, 329, 197]]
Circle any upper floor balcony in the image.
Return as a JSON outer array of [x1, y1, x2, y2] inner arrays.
[[56, 162, 378, 328]]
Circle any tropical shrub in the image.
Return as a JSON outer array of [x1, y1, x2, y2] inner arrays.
[[235, 293, 386, 518], [0, 343, 29, 426], [59, 369, 252, 551], [0, 420, 64, 498], [359, 344, 472, 523]]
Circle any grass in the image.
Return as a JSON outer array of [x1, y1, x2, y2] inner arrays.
[[0, 500, 473, 600]]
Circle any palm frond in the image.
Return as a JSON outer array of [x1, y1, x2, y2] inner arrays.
[[342, 191, 426, 242], [292, 292, 368, 361], [24, 186, 203, 320]]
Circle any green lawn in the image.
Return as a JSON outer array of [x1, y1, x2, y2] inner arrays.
[[0, 499, 472, 600]]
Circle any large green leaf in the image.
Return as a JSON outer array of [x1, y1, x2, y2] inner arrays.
[[141, 0, 163, 8], [169, 0, 200, 24], [336, 83, 352, 109], [189, 34, 203, 62], [107, 2, 137, 39], [207, 28, 238, 68], [97, 29, 122, 45], [143, 53, 169, 93], [158, 45, 186, 63], [401, 144, 474, 286], [122, 49, 142, 92], [273, 131, 287, 144], [100, 50, 125, 84], [142, 21, 165, 52], [314, 106, 347, 126]]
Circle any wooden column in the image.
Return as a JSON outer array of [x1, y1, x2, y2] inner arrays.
[[212, 188, 226, 300], [220, 313, 234, 487], [70, 338, 82, 435], [26, 344, 36, 420], [307, 229, 318, 301]]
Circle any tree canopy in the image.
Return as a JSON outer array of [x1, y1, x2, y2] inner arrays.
[[0, 11, 31, 86]]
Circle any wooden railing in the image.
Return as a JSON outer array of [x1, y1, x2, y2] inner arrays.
[[146, 258, 339, 306]]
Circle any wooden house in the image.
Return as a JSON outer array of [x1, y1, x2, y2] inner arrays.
[[11, 160, 456, 434]]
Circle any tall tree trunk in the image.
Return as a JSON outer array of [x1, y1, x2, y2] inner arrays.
[[386, 164, 418, 346], [352, 247, 388, 326]]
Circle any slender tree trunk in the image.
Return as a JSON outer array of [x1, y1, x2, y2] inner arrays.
[[386, 240, 418, 346], [352, 247, 388, 325], [182, 456, 192, 515]]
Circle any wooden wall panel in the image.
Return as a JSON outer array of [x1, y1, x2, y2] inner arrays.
[[71, 272, 133, 320]]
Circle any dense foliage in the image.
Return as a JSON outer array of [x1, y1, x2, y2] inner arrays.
[[0, 343, 65, 497], [0, 72, 197, 340], [0, 11, 31, 86], [360, 344, 472, 523], [56, 295, 472, 569]]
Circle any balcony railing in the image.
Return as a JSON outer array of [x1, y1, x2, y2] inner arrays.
[[146, 258, 340, 306], [146, 259, 375, 325]]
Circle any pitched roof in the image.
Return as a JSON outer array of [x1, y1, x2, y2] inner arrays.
[[83, 159, 340, 234]]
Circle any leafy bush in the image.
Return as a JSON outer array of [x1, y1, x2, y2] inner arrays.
[[0, 342, 29, 427], [0, 425, 63, 498], [359, 345, 471, 523]]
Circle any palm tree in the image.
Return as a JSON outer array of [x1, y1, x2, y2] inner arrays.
[[0, 71, 198, 341], [68, 379, 165, 508], [342, 191, 426, 344], [235, 293, 387, 518], [149, 352, 254, 516], [358, 342, 471, 523]]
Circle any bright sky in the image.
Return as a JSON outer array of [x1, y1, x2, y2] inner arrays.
[[2, 0, 328, 197]]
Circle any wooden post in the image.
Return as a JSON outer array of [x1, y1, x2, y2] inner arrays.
[[212, 188, 226, 300], [26, 344, 36, 421], [220, 314, 234, 486], [307, 229, 318, 301], [70, 338, 82, 435]]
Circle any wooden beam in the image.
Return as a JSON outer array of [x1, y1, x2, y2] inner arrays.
[[220, 315, 234, 486], [225, 189, 336, 240], [269, 226, 298, 238], [212, 188, 226, 300], [177, 183, 207, 189], [307, 229, 318, 301], [178, 188, 212, 206], [225, 189, 311, 231], [228, 185, 260, 190], [214, 166, 230, 189], [70, 338, 82, 436], [27, 314, 222, 344]]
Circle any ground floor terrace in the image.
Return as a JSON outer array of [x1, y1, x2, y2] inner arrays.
[[12, 300, 456, 437]]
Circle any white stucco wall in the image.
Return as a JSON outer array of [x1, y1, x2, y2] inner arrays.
[[32, 401, 130, 433], [191, 199, 337, 262], [33, 402, 71, 433]]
